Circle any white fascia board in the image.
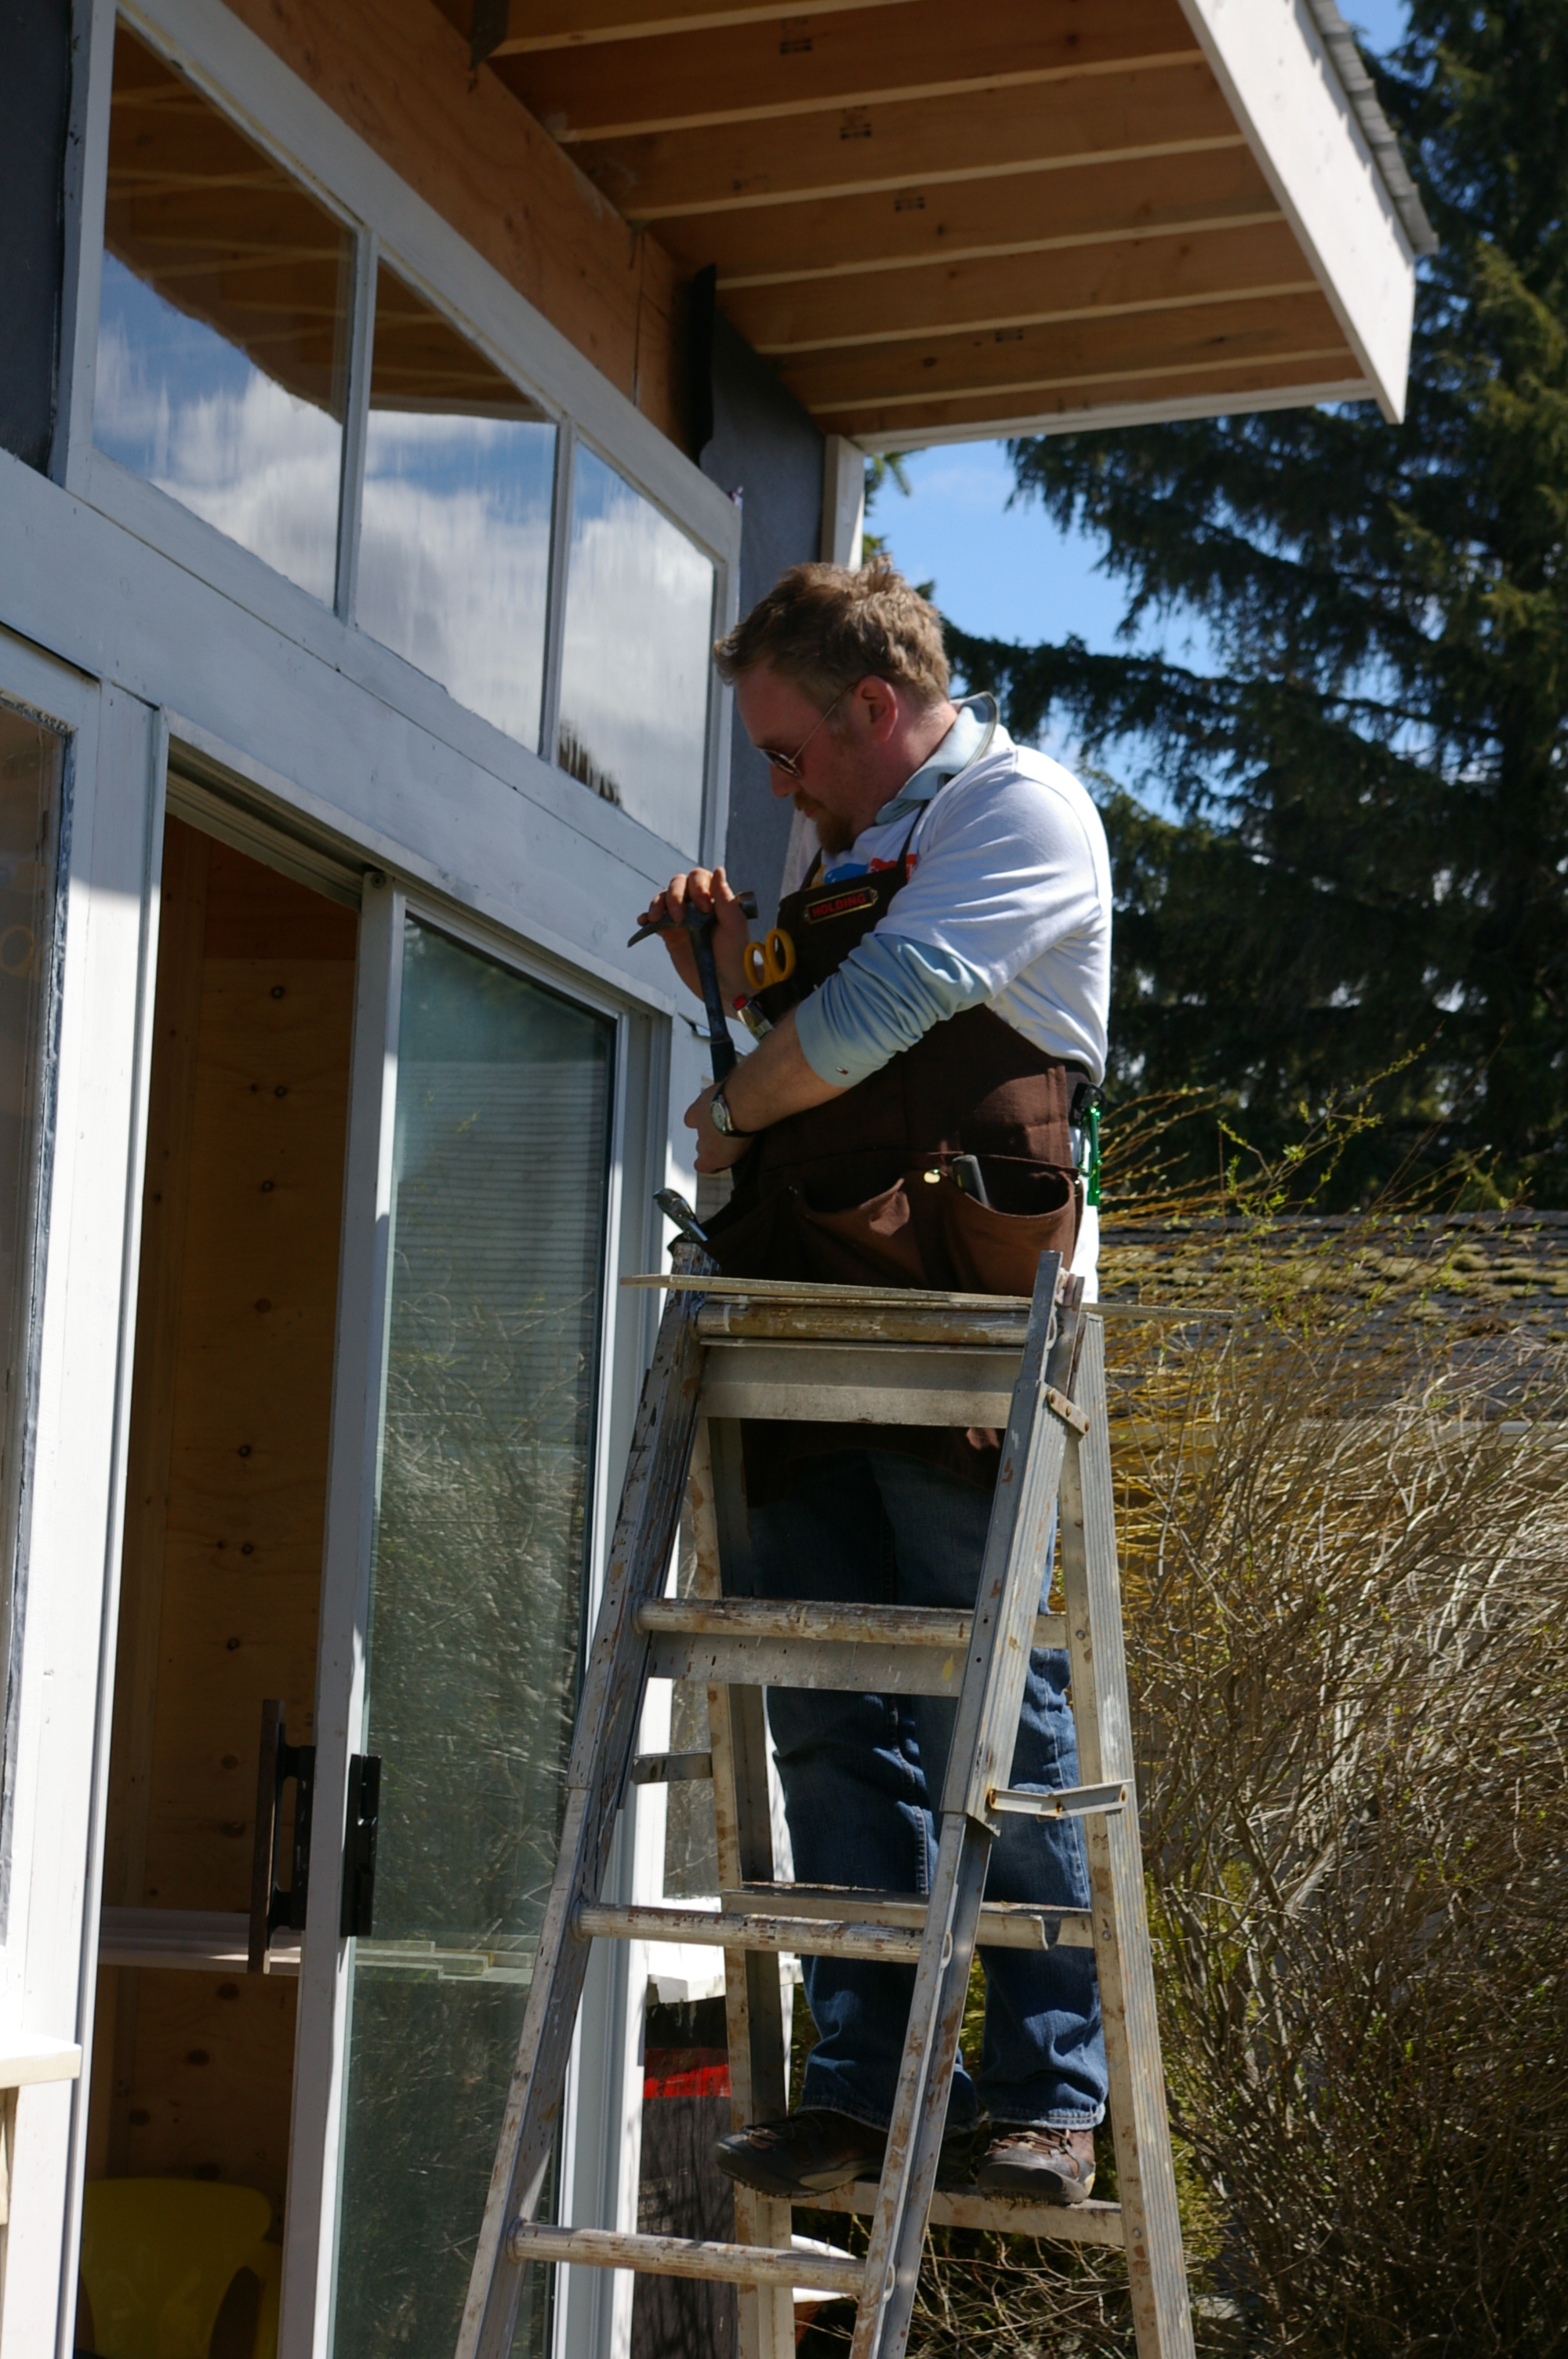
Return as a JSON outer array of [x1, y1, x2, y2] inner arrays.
[[1178, 0, 1416, 420]]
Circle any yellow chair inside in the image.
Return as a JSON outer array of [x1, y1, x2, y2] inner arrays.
[[79, 2179, 280, 2359]]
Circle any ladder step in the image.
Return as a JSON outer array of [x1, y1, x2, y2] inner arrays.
[[811, 2183, 1127, 2248], [578, 1896, 1094, 1957], [722, 1885, 1094, 1951], [695, 1295, 1032, 1349], [639, 1599, 1066, 1650], [699, 1338, 1020, 1427], [577, 1901, 927, 1964], [506, 2223, 866, 2296], [990, 1779, 1127, 1819], [638, 1598, 1068, 1698], [629, 1750, 713, 1785]]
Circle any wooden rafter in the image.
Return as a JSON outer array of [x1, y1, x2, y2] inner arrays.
[[500, 0, 1198, 144], [489, 0, 916, 55], [823, 354, 1369, 442], [728, 221, 1314, 357], [574, 62, 1236, 221], [780, 289, 1345, 412], [675, 149, 1281, 287]]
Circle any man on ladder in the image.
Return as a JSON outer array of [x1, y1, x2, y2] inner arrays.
[[636, 557, 1113, 2212]]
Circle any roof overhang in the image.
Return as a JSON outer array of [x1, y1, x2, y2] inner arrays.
[[466, 0, 1433, 449]]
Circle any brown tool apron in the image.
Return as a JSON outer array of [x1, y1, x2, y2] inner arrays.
[[705, 831, 1083, 1503]]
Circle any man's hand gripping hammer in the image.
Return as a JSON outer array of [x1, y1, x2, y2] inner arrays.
[[628, 890, 757, 1086]]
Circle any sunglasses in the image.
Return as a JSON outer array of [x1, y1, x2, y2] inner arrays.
[[755, 682, 853, 782]]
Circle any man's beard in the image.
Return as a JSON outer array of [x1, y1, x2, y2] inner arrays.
[[796, 791, 855, 855]]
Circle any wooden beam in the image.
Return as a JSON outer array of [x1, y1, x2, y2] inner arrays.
[[492, 0, 917, 52], [655, 147, 1279, 285], [809, 347, 1361, 439], [776, 286, 1345, 412], [726, 220, 1312, 354], [574, 59, 1234, 220], [501, 0, 1196, 143]]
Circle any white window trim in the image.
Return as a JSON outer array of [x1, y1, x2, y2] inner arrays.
[[264, 845, 663, 2359], [0, 640, 162, 2359], [55, 0, 741, 871]]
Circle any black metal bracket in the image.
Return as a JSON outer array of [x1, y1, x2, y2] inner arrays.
[[340, 1753, 381, 1938], [470, 0, 510, 71], [248, 1699, 316, 1973]]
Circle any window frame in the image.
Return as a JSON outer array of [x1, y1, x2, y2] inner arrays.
[[276, 850, 665, 2359], [55, 0, 739, 873], [0, 682, 74, 1928]]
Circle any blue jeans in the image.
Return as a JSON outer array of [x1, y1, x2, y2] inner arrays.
[[750, 1448, 1108, 2132]]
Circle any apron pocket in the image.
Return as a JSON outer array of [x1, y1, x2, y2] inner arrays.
[[938, 1166, 1080, 1296], [793, 1177, 926, 1287]]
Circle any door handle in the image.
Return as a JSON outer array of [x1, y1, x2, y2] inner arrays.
[[248, 1698, 317, 1973], [340, 1753, 381, 1937]]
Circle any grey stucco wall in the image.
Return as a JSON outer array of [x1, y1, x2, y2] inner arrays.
[[1, 0, 72, 471], [701, 312, 824, 924]]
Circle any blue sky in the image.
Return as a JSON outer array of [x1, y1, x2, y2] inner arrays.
[[871, 0, 1414, 728]]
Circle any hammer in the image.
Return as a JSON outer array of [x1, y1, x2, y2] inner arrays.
[[629, 890, 757, 1087]]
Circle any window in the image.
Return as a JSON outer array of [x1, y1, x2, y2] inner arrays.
[[0, 706, 63, 1734], [557, 446, 716, 852], [332, 918, 613, 2357], [90, 16, 726, 854], [358, 266, 557, 747], [95, 23, 353, 606]]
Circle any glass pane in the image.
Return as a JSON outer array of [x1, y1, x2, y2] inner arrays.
[[333, 920, 615, 2359], [358, 266, 557, 745], [0, 707, 61, 1717], [557, 446, 714, 853], [95, 23, 351, 605]]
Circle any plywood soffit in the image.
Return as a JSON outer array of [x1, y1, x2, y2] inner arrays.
[[459, 0, 1426, 446]]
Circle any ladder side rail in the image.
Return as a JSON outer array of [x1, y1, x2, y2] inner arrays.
[[852, 1257, 1081, 2359], [1058, 1316, 1196, 2359], [690, 1418, 794, 2359], [457, 1267, 711, 2359]]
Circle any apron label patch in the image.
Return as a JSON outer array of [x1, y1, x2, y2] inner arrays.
[[805, 885, 880, 924]]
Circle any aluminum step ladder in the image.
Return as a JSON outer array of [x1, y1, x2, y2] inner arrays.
[[456, 1245, 1195, 2359]]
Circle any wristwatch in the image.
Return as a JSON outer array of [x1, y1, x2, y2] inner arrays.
[[710, 1088, 753, 1139]]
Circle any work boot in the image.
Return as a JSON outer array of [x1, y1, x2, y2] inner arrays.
[[713, 2110, 990, 2200], [713, 2109, 887, 2198], [975, 2124, 1097, 2205]]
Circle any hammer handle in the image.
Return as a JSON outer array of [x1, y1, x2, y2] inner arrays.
[[690, 913, 738, 1085]]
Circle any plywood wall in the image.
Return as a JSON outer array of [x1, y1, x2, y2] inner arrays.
[[93, 816, 358, 2208]]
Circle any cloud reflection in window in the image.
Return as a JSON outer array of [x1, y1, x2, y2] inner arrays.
[[557, 448, 713, 854]]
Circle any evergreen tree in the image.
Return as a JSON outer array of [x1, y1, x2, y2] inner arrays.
[[946, 2, 1568, 1205]]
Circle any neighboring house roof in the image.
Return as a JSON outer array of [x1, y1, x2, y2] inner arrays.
[[458, 0, 1432, 445], [1101, 1210, 1568, 1355]]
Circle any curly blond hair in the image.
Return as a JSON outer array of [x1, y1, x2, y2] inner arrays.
[[713, 558, 949, 710]]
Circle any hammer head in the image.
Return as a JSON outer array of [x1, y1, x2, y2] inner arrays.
[[627, 889, 757, 949]]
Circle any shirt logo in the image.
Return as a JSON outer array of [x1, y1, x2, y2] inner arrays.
[[805, 885, 880, 924]]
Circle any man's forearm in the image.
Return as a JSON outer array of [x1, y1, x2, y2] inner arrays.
[[724, 1008, 845, 1132]]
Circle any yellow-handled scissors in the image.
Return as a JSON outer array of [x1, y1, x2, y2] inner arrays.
[[744, 928, 797, 991]]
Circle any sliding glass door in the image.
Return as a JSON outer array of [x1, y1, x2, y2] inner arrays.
[[288, 899, 617, 2359]]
